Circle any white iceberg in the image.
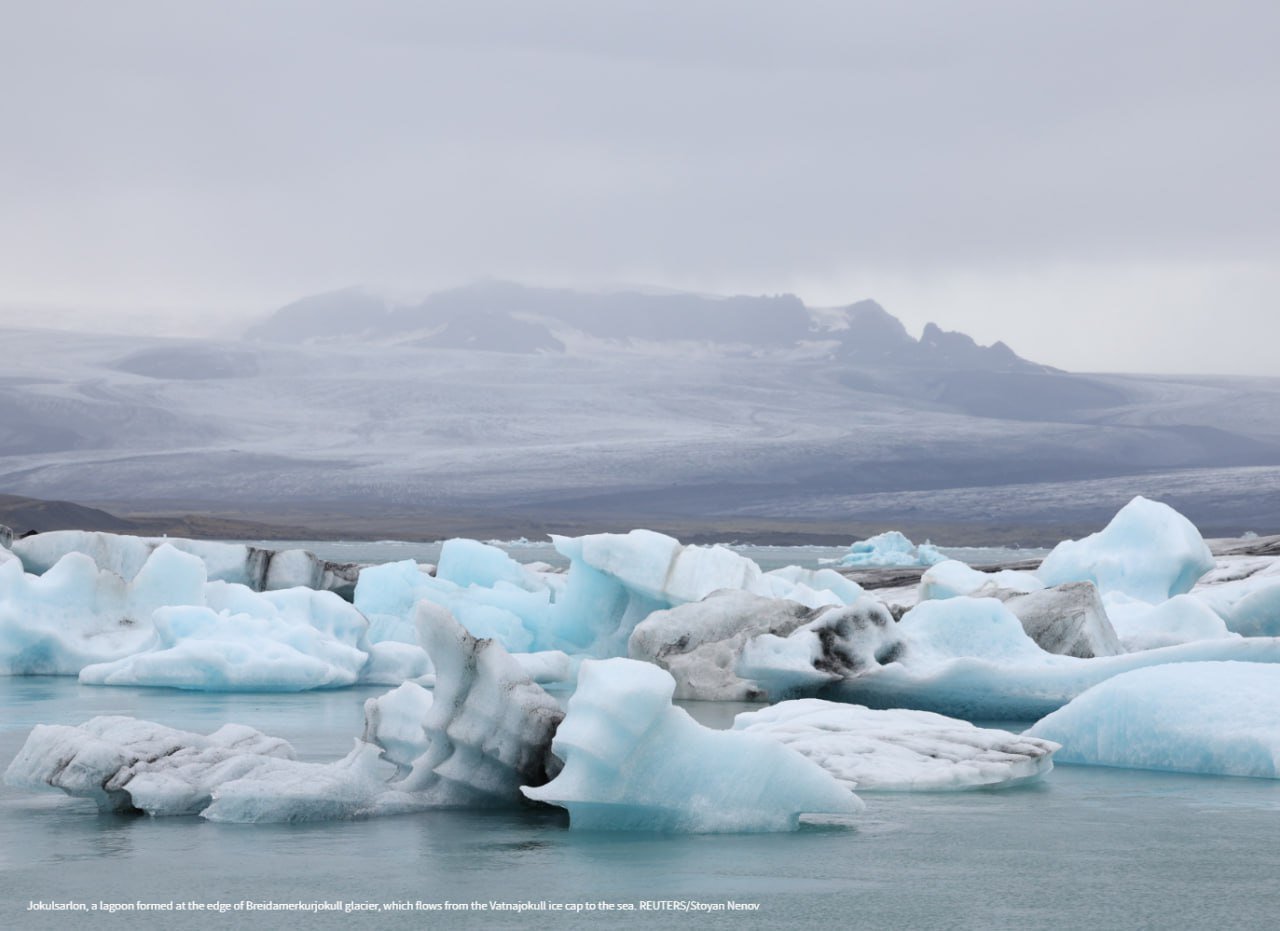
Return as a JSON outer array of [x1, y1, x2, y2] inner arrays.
[[521, 658, 864, 832], [836, 531, 946, 568], [918, 559, 1043, 601], [11, 529, 358, 596], [3, 716, 295, 814], [1036, 496, 1214, 603], [1025, 661, 1280, 778], [733, 699, 1058, 790]]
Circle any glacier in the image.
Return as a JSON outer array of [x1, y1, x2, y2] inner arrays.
[[522, 658, 864, 832], [1025, 662, 1280, 778]]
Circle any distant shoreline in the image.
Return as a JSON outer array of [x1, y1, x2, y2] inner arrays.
[[4, 492, 1279, 551]]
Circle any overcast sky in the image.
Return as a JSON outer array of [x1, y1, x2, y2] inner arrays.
[[2, 1, 1276, 374]]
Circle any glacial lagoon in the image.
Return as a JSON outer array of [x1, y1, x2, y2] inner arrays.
[[4, 676, 1279, 931]]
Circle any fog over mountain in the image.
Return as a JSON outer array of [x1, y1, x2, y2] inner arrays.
[[2, 283, 1279, 542]]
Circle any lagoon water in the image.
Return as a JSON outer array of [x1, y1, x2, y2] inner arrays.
[[3, 677, 1279, 930]]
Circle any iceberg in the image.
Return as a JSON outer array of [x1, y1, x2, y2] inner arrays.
[[918, 559, 1043, 601], [1025, 662, 1280, 778], [11, 529, 359, 597], [1036, 496, 1214, 603], [353, 531, 863, 660], [822, 596, 1280, 719], [836, 531, 946, 568], [522, 658, 864, 832], [1, 543, 422, 690], [77, 604, 371, 691], [1101, 592, 1232, 652], [734, 699, 1058, 790], [629, 592, 905, 701], [6, 609, 567, 821], [0, 545, 201, 675], [3, 716, 295, 814], [995, 582, 1124, 658]]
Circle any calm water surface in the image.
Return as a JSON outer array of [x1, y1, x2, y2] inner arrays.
[[3, 678, 1277, 930]]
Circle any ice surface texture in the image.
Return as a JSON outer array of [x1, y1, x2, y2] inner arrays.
[[3, 716, 295, 814], [628, 591, 904, 701], [12, 529, 358, 595], [354, 531, 863, 661], [827, 596, 1280, 720], [1037, 496, 1214, 603], [1026, 662, 1280, 778], [734, 699, 1057, 790], [523, 658, 864, 832], [0, 543, 416, 690]]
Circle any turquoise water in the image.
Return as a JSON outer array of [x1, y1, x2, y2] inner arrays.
[[3, 678, 1279, 930]]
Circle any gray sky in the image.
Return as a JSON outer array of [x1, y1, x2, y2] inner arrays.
[[1, 1, 1277, 374]]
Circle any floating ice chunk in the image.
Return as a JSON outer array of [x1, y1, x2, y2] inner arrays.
[[629, 592, 904, 701], [836, 531, 946, 569], [1102, 592, 1233, 652], [200, 742, 415, 823], [1037, 496, 1214, 602], [630, 591, 825, 701], [0, 548, 197, 675], [1025, 662, 1280, 778], [436, 538, 547, 592], [360, 641, 433, 685], [738, 598, 906, 700], [362, 681, 435, 775], [522, 658, 863, 832], [1219, 583, 1280, 637], [995, 582, 1124, 658], [512, 649, 575, 685], [394, 604, 564, 805], [11, 530, 358, 596], [78, 604, 371, 691], [828, 596, 1280, 719], [734, 699, 1057, 790], [3, 716, 295, 814], [919, 559, 1043, 601]]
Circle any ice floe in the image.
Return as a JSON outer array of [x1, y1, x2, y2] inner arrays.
[[1025, 661, 1280, 778], [734, 699, 1057, 790]]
